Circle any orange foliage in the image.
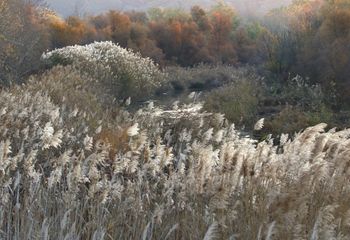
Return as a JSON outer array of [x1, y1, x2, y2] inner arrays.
[[209, 11, 237, 63], [44, 5, 241, 66], [108, 11, 132, 47], [49, 16, 97, 48], [41, 1, 350, 106]]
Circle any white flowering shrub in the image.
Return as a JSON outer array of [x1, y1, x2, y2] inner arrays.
[[42, 41, 165, 100]]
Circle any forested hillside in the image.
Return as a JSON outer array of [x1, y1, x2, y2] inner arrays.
[[1, 0, 350, 239]]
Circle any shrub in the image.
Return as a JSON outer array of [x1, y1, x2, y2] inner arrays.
[[264, 106, 315, 135], [165, 64, 253, 94], [260, 75, 335, 135], [263, 105, 334, 136], [279, 75, 327, 110], [27, 65, 105, 116], [203, 68, 264, 128], [42, 41, 166, 101]]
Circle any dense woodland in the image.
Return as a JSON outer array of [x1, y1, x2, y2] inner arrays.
[[1, 0, 350, 239]]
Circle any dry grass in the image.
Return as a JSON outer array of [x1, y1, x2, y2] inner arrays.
[[1, 79, 350, 239], [1, 43, 349, 240]]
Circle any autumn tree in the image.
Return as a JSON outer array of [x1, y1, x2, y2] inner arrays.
[[149, 16, 211, 66], [128, 22, 164, 64], [126, 10, 148, 23], [49, 16, 97, 48], [302, 1, 350, 106], [208, 3, 238, 63], [191, 5, 212, 32], [0, 0, 48, 85], [108, 11, 132, 47], [234, 22, 268, 64]]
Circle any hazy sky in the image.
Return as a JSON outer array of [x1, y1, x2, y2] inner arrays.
[[46, 0, 292, 17]]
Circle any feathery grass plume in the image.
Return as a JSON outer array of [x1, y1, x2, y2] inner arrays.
[[83, 135, 93, 151], [142, 219, 154, 240], [164, 223, 179, 240], [254, 118, 265, 131], [266, 221, 276, 240], [127, 123, 139, 137], [125, 97, 131, 106], [203, 222, 220, 240], [41, 218, 49, 240]]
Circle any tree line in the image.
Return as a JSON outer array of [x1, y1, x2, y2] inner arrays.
[[0, 0, 349, 107]]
